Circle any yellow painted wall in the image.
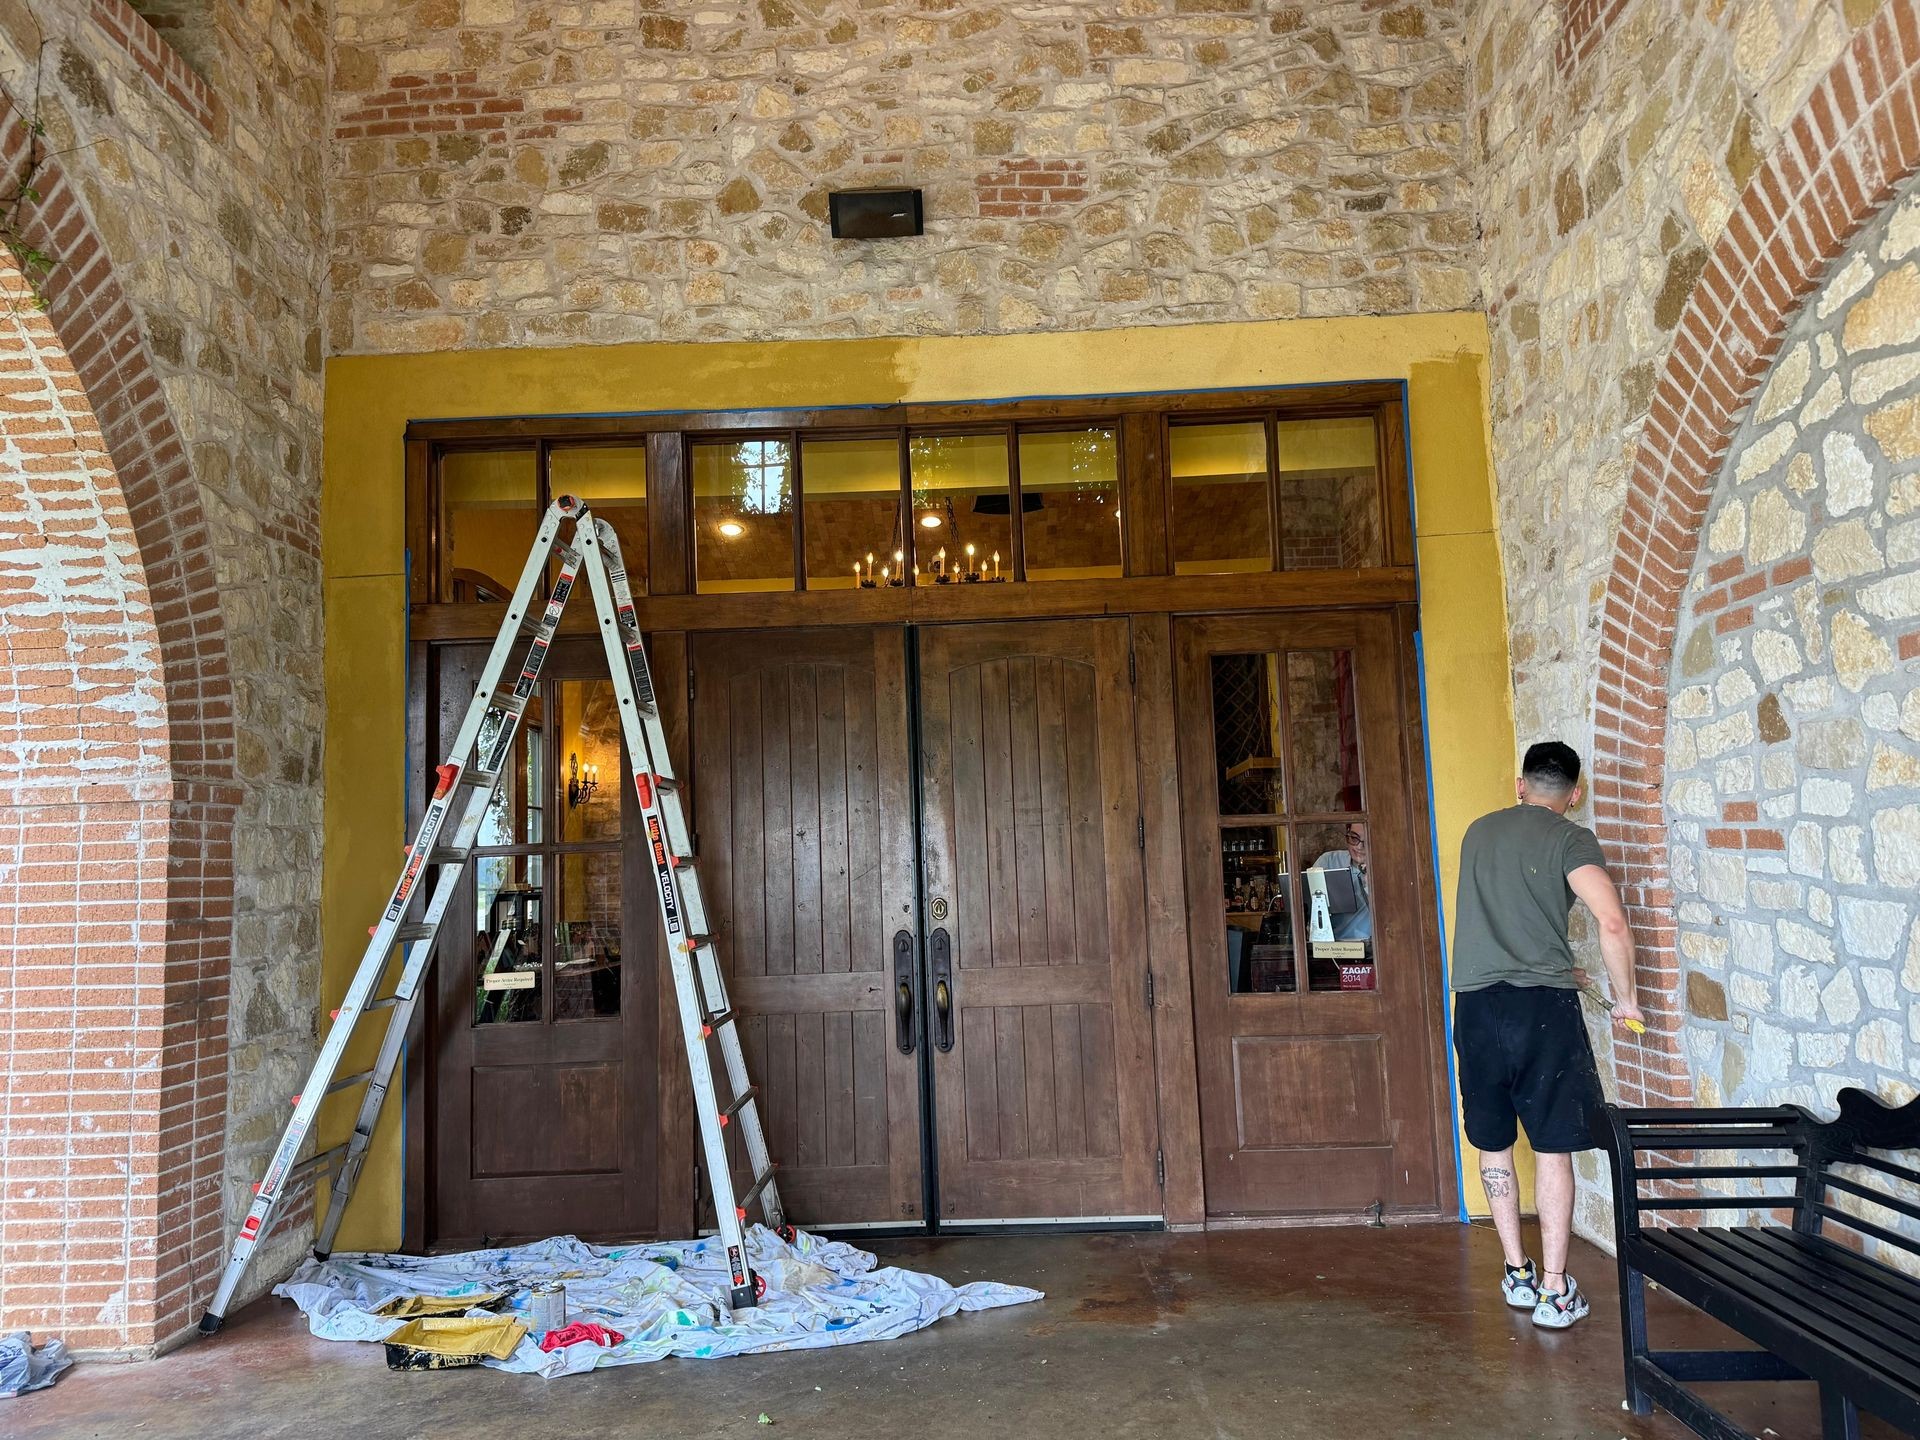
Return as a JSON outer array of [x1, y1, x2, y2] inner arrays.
[[320, 312, 1518, 1249]]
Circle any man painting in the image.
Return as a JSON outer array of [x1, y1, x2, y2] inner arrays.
[[1450, 742, 1642, 1329]]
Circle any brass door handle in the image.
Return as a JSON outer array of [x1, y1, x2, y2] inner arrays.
[[892, 929, 916, 1054], [930, 928, 954, 1053]]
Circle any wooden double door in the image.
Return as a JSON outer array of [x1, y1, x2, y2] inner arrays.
[[692, 621, 1162, 1227]]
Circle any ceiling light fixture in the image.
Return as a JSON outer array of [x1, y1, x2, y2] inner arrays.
[[718, 519, 745, 538], [919, 513, 942, 529]]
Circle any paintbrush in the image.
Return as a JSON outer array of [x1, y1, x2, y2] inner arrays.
[[1582, 985, 1645, 1034]]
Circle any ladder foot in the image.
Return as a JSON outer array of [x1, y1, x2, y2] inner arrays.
[[198, 1311, 224, 1336], [776, 1224, 797, 1244], [730, 1278, 760, 1311], [312, 1249, 330, 1262]]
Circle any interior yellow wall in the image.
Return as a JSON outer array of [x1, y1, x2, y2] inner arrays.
[[320, 312, 1518, 1249]]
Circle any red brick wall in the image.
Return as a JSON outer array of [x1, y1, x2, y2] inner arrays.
[[1592, 0, 1920, 1110], [1555, 0, 1632, 79], [89, 0, 225, 138], [0, 108, 238, 1350]]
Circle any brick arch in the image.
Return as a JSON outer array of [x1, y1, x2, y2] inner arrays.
[[0, 119, 238, 1346], [1591, 1, 1920, 1109]]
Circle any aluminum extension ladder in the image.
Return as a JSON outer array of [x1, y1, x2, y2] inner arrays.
[[199, 497, 788, 1333]]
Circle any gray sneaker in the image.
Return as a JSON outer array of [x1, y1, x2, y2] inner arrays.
[[1532, 1275, 1589, 1329], [1501, 1259, 1540, 1309]]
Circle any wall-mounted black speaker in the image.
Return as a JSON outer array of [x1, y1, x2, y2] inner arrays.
[[828, 188, 924, 239]]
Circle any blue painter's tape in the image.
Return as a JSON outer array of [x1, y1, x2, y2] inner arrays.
[[1399, 379, 1469, 1223]]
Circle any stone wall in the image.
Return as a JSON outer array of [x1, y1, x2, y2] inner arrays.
[[0, 0, 330, 1322], [1666, 177, 1920, 1130], [329, 0, 1476, 353], [1466, 0, 1886, 1240]]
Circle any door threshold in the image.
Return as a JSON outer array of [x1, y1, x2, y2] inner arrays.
[[934, 1215, 1165, 1237], [1201, 1207, 1453, 1232]]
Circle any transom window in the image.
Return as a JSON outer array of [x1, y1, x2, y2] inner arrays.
[[410, 387, 1404, 605]]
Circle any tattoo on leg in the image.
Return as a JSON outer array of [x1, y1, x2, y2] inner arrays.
[[1480, 1166, 1514, 1199]]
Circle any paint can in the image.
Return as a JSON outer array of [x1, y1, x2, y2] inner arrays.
[[528, 1282, 565, 1334]]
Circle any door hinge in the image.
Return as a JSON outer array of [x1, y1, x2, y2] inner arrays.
[[1137, 814, 1146, 850], [688, 664, 695, 703], [1146, 970, 1156, 1009], [1156, 1148, 1165, 1189], [1128, 642, 1137, 687], [693, 1161, 702, 1204]]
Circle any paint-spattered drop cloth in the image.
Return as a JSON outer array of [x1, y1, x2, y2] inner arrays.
[[275, 1226, 1041, 1378]]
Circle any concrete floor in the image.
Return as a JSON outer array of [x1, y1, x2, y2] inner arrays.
[[7, 1224, 1897, 1440]]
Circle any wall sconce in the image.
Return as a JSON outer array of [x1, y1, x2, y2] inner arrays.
[[568, 752, 600, 808]]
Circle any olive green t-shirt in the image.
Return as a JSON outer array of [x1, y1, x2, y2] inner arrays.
[[1449, 803, 1608, 992]]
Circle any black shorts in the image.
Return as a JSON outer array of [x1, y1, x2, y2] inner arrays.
[[1453, 983, 1604, 1154]]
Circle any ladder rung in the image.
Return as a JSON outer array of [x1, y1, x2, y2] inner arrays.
[[460, 767, 502, 790], [289, 1144, 349, 1184], [489, 686, 529, 715], [393, 922, 436, 944], [328, 996, 399, 1022], [289, 1071, 371, 1107], [721, 1086, 757, 1121], [740, 1164, 779, 1210], [701, 1008, 734, 1033], [427, 846, 469, 867]]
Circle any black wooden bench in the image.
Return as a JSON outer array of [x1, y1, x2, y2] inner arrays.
[[1596, 1087, 1920, 1440]]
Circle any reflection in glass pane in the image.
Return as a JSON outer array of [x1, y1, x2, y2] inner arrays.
[[694, 439, 795, 593], [910, 434, 1011, 585], [1287, 650, 1362, 814], [1222, 826, 1294, 993], [1277, 416, 1381, 570], [558, 680, 622, 844], [803, 436, 904, 589], [475, 697, 542, 849], [1299, 820, 1374, 991], [1020, 428, 1121, 580], [551, 446, 648, 593], [555, 851, 621, 1019], [474, 882, 543, 1024], [1210, 653, 1285, 816], [441, 449, 537, 602], [1171, 422, 1270, 575]]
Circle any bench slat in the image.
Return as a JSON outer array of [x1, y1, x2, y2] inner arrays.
[[1813, 1202, 1920, 1263], [1841, 1150, 1920, 1190], [1823, 1169, 1920, 1228], [1716, 1229, 1920, 1347], [1634, 1195, 1798, 1211], [1620, 1127, 1804, 1150], [1635, 1165, 1803, 1182], [1686, 1230, 1916, 1362], [1629, 1240, 1920, 1431], [1753, 1228, 1920, 1323], [1642, 1229, 1920, 1397]]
